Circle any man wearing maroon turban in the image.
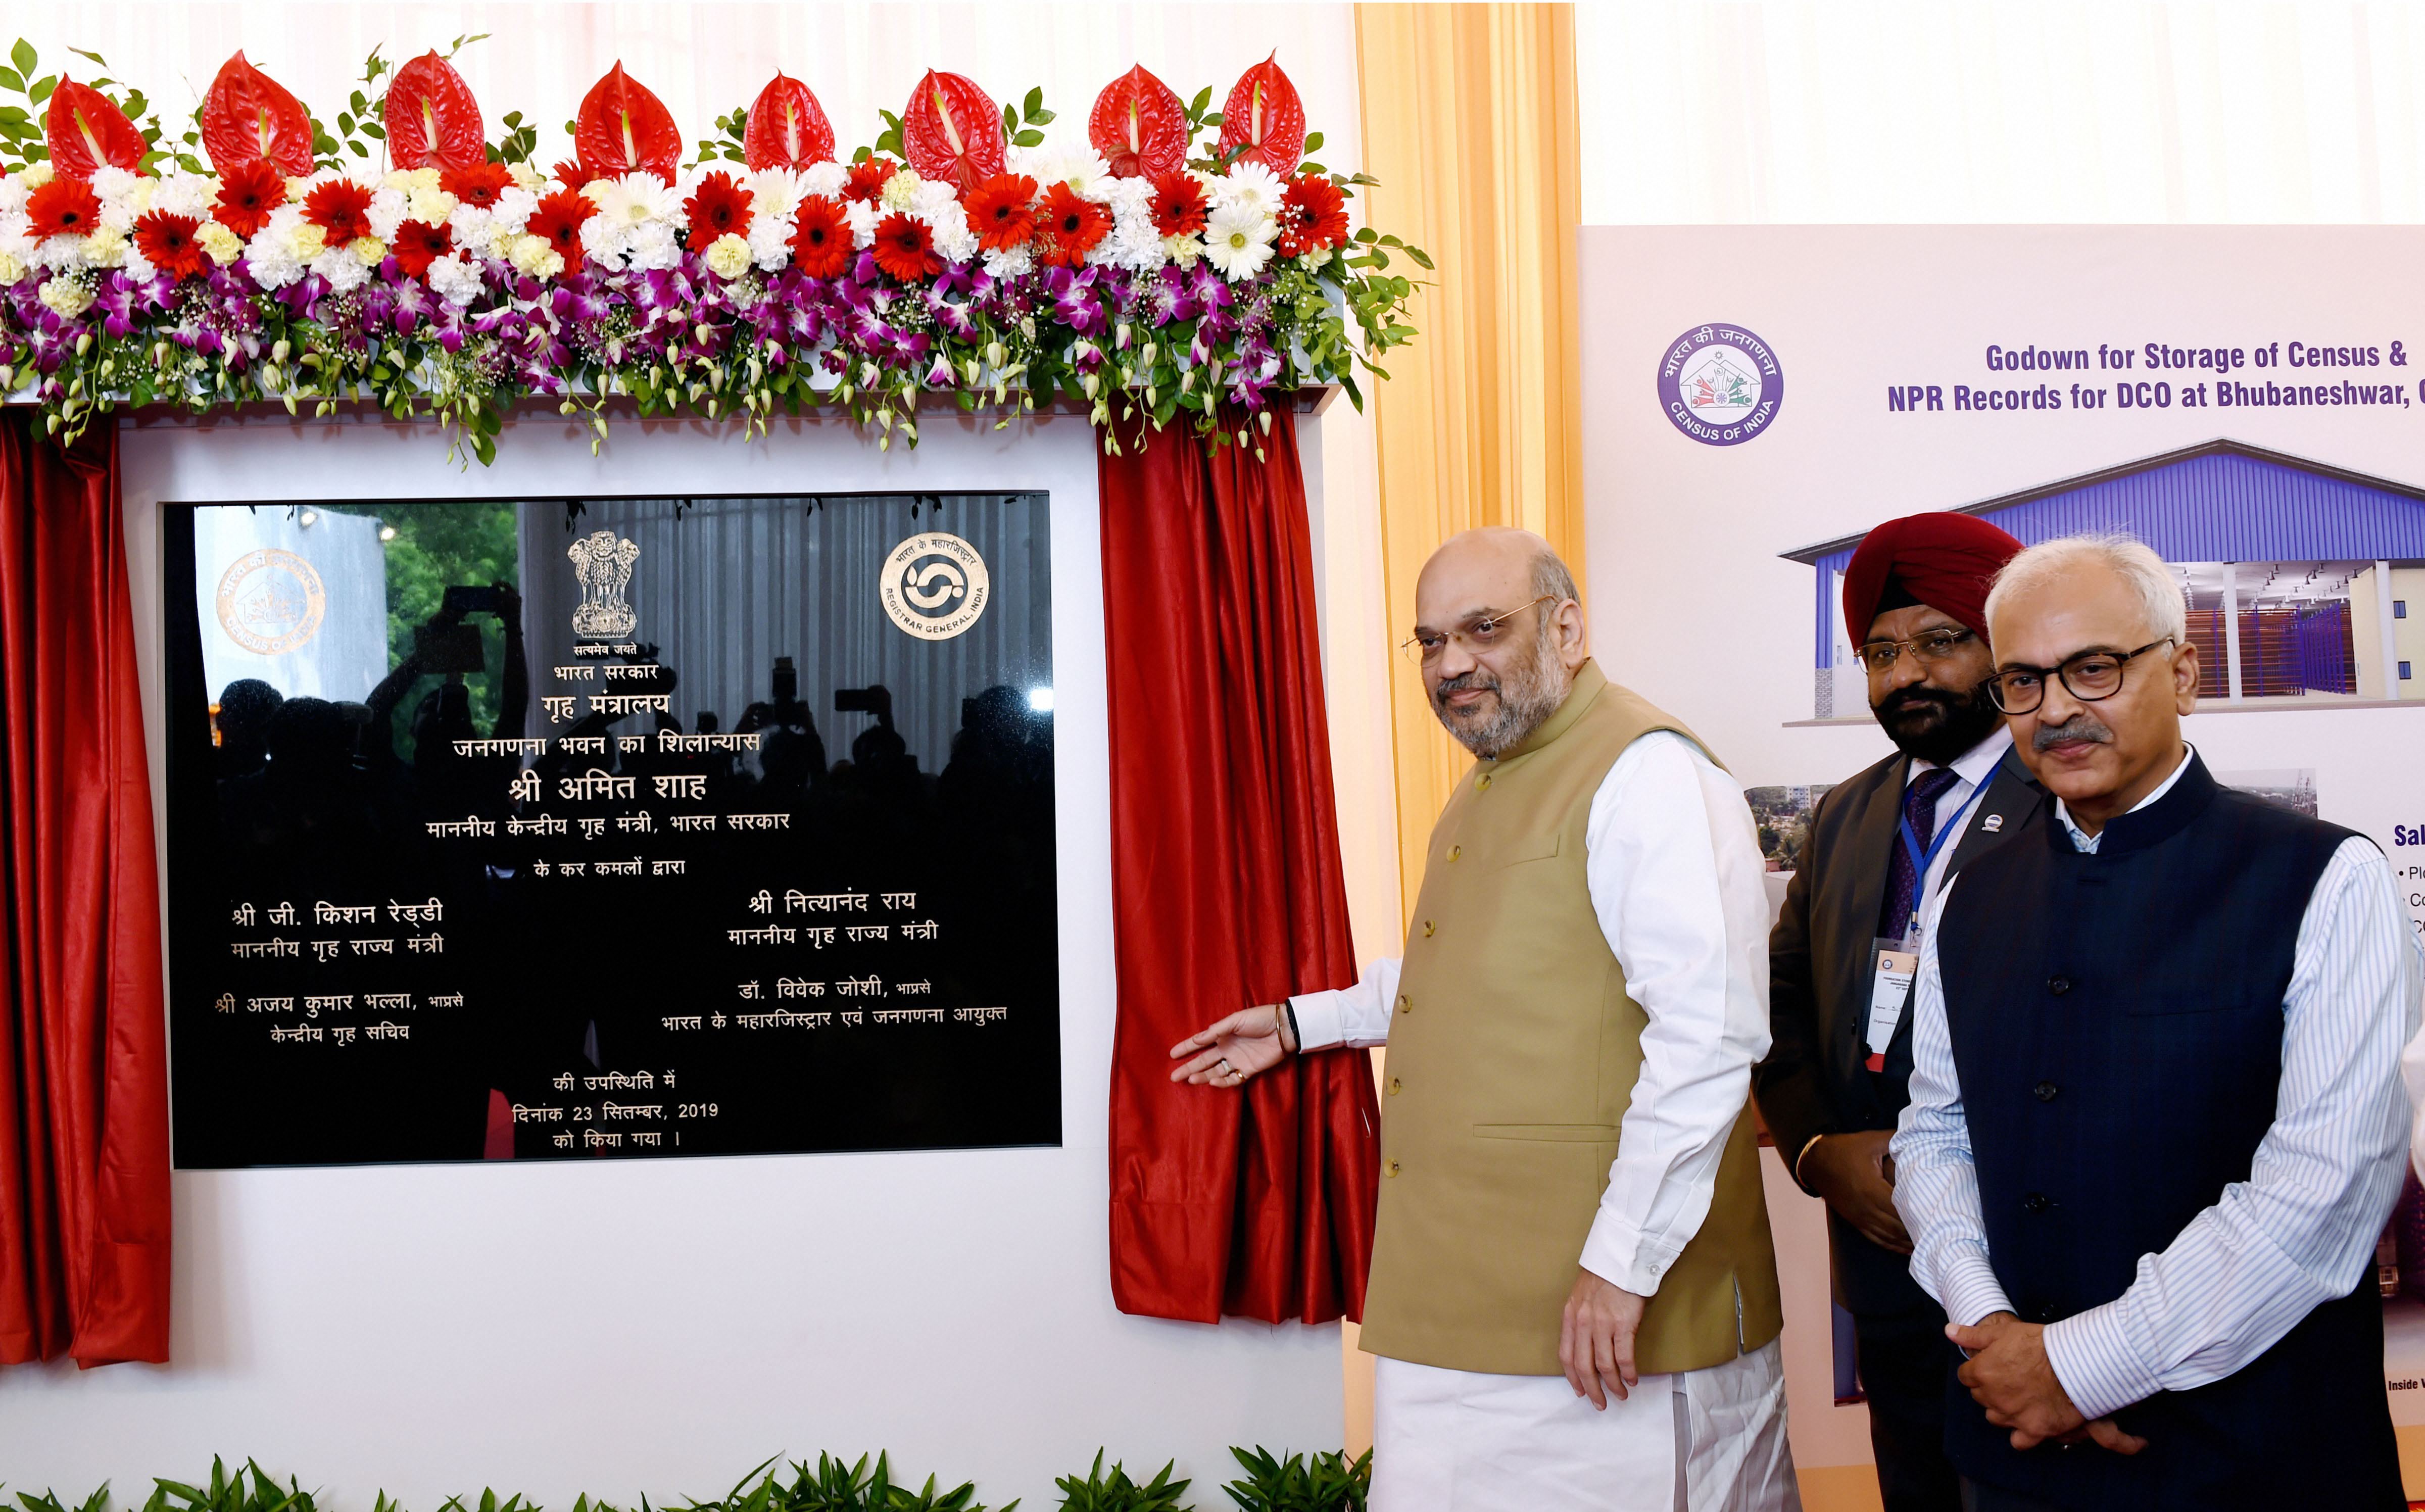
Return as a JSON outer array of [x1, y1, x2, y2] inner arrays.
[[1753, 511, 2041, 1512]]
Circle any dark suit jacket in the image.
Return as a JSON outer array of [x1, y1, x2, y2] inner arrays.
[[1752, 741, 2042, 1318]]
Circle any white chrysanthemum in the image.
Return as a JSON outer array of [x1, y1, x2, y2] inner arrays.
[[313, 243, 371, 294], [746, 213, 794, 272], [1008, 142, 1113, 197], [1214, 161, 1285, 221], [508, 233, 564, 279], [83, 224, 128, 267], [490, 186, 539, 235], [406, 185, 458, 225], [426, 251, 484, 306], [152, 172, 215, 220], [367, 186, 408, 241], [980, 243, 1034, 280], [624, 219, 681, 271], [1202, 202, 1276, 281], [747, 167, 809, 223], [37, 276, 90, 318], [880, 168, 924, 212], [799, 160, 847, 200], [704, 231, 752, 279], [846, 199, 880, 248], [585, 172, 678, 230], [197, 222, 241, 265]]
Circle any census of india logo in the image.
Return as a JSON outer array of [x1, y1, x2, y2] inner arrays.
[[881, 531, 990, 641], [1657, 324, 1785, 446], [215, 548, 326, 655]]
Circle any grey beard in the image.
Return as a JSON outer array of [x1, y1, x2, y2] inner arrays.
[[1433, 638, 1570, 758]]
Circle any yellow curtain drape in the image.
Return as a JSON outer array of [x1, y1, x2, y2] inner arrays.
[[1354, 2, 1583, 921]]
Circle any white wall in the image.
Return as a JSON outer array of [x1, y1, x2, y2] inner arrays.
[[0, 408, 1342, 1506]]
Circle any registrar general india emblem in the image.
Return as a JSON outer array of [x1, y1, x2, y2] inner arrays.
[[567, 529, 641, 639], [215, 547, 327, 655]]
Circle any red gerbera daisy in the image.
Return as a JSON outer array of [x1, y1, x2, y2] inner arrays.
[[441, 160, 515, 211], [390, 218, 455, 279], [788, 194, 850, 278], [961, 173, 1038, 255], [842, 158, 898, 204], [26, 177, 104, 239], [300, 178, 376, 245], [1038, 183, 1110, 269], [870, 212, 940, 283], [524, 189, 592, 265], [132, 210, 207, 279], [1277, 173, 1349, 257], [683, 170, 755, 242], [1146, 172, 1208, 238], [213, 159, 287, 238]]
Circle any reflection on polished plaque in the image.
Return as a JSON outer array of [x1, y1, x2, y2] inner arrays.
[[164, 493, 1059, 1167]]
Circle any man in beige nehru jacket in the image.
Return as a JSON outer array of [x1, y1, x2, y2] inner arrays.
[[1171, 529, 1798, 1511]]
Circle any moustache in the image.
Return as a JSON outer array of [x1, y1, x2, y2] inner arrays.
[[1432, 669, 1500, 707], [2033, 715, 2114, 751], [1876, 686, 1962, 720]]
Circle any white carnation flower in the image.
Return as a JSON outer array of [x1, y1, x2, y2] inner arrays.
[[490, 186, 539, 236], [980, 243, 1034, 280], [0, 215, 31, 262], [151, 173, 215, 220], [83, 224, 128, 267], [426, 251, 484, 306], [624, 219, 681, 271], [312, 243, 371, 294], [880, 168, 923, 212], [508, 233, 564, 279], [406, 185, 458, 225], [448, 203, 495, 248], [367, 186, 408, 241], [507, 162, 546, 194], [928, 203, 978, 265], [746, 213, 795, 272], [1215, 161, 1285, 221], [579, 214, 627, 270], [703, 231, 752, 279], [799, 161, 847, 200], [37, 275, 91, 318], [35, 233, 91, 272], [846, 199, 880, 248], [0, 176, 28, 216], [1202, 202, 1276, 281], [1163, 233, 1204, 269]]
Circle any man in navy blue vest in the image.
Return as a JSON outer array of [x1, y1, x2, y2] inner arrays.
[[1893, 531, 2421, 1511], [1756, 511, 2040, 1512]]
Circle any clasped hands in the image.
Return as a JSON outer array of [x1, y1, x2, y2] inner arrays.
[[1949, 1312, 2146, 1456], [1168, 1003, 1295, 1087]]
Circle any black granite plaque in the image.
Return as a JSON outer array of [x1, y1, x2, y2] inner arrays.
[[164, 492, 1059, 1166]]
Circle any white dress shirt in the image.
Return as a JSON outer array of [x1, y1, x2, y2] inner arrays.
[[1290, 729, 1774, 1299], [1906, 724, 2013, 930], [1893, 747, 2424, 1422]]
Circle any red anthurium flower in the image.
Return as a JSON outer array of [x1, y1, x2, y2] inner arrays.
[[301, 178, 376, 244], [1038, 182, 1109, 268], [1147, 172, 1208, 237], [1215, 53, 1307, 175], [572, 62, 681, 186], [900, 70, 1005, 194], [213, 158, 286, 237], [842, 158, 898, 205], [133, 211, 207, 278], [744, 73, 836, 171], [26, 177, 104, 238], [1277, 174, 1348, 256], [788, 194, 849, 277], [684, 171, 754, 241], [1088, 65, 1187, 179], [440, 160, 514, 211], [390, 219, 455, 278], [961, 173, 1038, 254], [525, 189, 592, 264], [385, 51, 486, 172], [200, 52, 314, 177], [44, 79, 148, 180], [870, 212, 940, 282]]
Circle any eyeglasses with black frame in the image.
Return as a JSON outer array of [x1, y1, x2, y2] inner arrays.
[[1400, 594, 1560, 666], [1984, 637, 2177, 714], [1854, 625, 1977, 674]]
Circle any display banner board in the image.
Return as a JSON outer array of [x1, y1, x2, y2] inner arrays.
[[1581, 226, 2425, 1475], [165, 492, 1059, 1168]]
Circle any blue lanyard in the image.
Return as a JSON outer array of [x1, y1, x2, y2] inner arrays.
[[1895, 776, 1990, 933]]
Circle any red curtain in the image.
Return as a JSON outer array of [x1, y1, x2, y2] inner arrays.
[[1101, 412, 1380, 1325], [0, 414, 171, 1367]]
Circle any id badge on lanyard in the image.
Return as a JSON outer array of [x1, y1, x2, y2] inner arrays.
[[1865, 778, 1987, 1073]]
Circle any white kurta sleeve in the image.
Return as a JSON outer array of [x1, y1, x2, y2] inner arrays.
[[1575, 730, 1775, 1296], [1290, 957, 1400, 1051]]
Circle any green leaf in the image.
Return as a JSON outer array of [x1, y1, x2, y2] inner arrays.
[[0, 67, 24, 93], [1303, 130, 1323, 153], [10, 40, 35, 77], [1011, 129, 1043, 148], [27, 74, 52, 104], [1001, 103, 1016, 134], [1027, 108, 1054, 125], [1404, 247, 1433, 270]]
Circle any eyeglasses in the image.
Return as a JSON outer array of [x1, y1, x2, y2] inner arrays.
[[1400, 595, 1559, 665], [1985, 637, 2176, 714], [1854, 626, 1976, 674]]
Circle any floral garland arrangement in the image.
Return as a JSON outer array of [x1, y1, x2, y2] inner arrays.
[[0, 38, 1428, 462]]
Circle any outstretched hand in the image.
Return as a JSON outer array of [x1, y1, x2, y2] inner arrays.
[[1169, 1004, 1293, 1088]]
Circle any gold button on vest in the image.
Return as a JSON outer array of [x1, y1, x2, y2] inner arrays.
[[1357, 660, 1783, 1379]]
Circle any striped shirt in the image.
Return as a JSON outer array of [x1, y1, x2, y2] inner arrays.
[[1892, 755, 2424, 1423]]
